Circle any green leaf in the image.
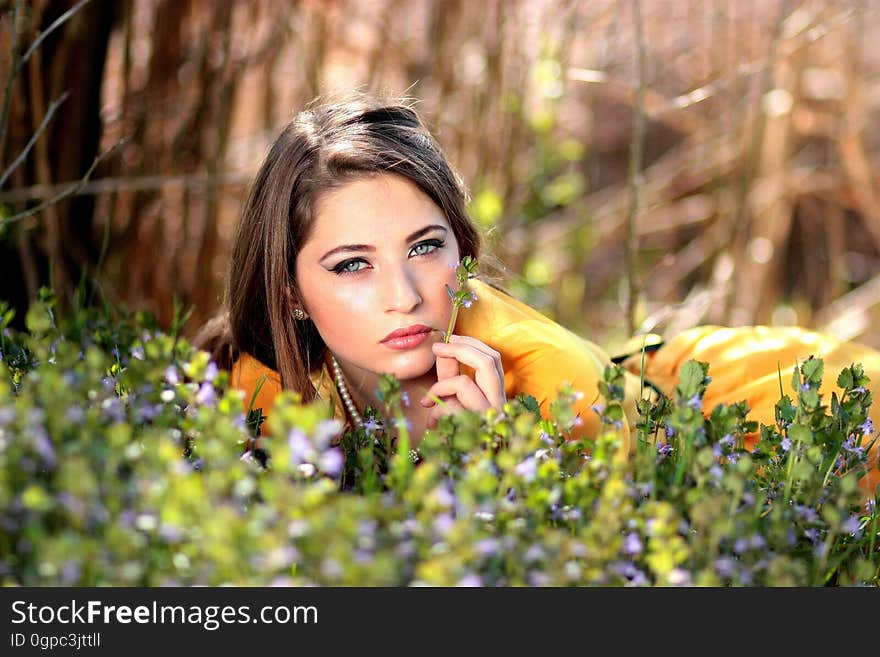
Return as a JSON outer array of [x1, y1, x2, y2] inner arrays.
[[802, 357, 824, 384], [788, 423, 813, 446]]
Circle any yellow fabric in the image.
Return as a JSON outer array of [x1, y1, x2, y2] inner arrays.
[[230, 277, 631, 456], [620, 325, 880, 495]]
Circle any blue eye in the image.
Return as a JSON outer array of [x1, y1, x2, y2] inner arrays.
[[410, 239, 444, 257], [332, 259, 368, 276]]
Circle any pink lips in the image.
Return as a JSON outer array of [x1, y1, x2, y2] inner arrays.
[[381, 324, 433, 350]]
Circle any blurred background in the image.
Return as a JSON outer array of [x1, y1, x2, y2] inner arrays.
[[1, 0, 879, 354]]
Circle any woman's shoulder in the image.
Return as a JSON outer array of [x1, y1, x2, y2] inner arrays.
[[230, 352, 283, 417], [461, 278, 611, 364]]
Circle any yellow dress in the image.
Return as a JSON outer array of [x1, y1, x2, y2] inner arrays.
[[618, 325, 880, 495]]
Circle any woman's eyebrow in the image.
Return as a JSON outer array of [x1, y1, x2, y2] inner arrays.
[[319, 224, 448, 262]]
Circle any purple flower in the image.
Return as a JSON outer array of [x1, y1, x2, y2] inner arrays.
[[60, 561, 81, 585], [131, 346, 145, 361], [514, 456, 537, 482], [841, 514, 862, 536], [622, 533, 643, 556], [781, 437, 792, 452], [668, 569, 692, 586], [843, 435, 864, 456], [470, 291, 478, 301], [687, 394, 703, 411], [101, 397, 126, 423], [205, 361, 219, 382], [727, 453, 739, 465], [164, 366, 179, 385], [476, 538, 499, 557], [313, 419, 343, 449], [852, 386, 867, 394], [657, 442, 673, 456], [400, 391, 410, 407], [524, 545, 546, 563], [363, 417, 382, 436], [462, 299, 473, 309], [319, 448, 344, 477], [134, 403, 158, 424], [714, 557, 736, 579], [287, 429, 312, 464], [433, 514, 455, 537], [457, 574, 482, 587], [33, 432, 56, 466], [195, 382, 216, 406], [860, 418, 874, 436], [665, 422, 675, 438]]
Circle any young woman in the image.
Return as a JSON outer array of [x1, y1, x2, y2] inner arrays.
[[194, 95, 630, 459], [195, 94, 879, 494]]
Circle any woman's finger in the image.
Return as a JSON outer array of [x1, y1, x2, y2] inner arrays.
[[432, 338, 506, 408], [445, 334, 504, 381], [426, 397, 466, 429], [423, 374, 492, 412], [435, 352, 460, 381]]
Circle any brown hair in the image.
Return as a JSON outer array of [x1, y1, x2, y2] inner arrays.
[[194, 94, 482, 402]]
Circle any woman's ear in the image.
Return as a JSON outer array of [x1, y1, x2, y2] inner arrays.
[[284, 283, 309, 320]]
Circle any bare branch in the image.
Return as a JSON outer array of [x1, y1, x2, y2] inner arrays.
[[0, 0, 92, 158], [20, 0, 93, 70], [0, 138, 124, 229], [0, 170, 253, 203], [0, 90, 68, 189], [625, 0, 646, 336], [0, 0, 23, 152]]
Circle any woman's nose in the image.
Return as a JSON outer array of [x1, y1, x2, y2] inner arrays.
[[384, 263, 423, 313]]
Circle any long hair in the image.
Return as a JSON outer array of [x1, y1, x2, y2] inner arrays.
[[193, 94, 482, 402]]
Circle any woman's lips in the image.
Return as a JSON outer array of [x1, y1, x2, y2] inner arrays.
[[380, 326, 435, 350]]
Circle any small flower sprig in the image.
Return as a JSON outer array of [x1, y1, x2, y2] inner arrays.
[[443, 256, 478, 343]]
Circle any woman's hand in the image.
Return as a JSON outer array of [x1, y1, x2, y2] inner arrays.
[[419, 334, 506, 429]]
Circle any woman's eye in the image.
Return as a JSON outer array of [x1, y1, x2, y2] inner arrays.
[[410, 239, 444, 257], [333, 259, 367, 275]]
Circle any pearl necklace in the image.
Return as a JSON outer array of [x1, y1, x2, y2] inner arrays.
[[329, 353, 420, 463], [330, 353, 363, 428]]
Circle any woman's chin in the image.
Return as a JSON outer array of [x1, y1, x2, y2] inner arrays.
[[382, 353, 436, 381]]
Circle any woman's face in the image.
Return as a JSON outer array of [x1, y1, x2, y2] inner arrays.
[[295, 173, 461, 387]]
